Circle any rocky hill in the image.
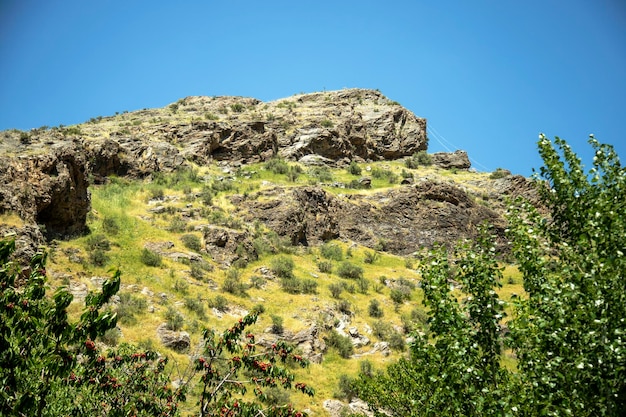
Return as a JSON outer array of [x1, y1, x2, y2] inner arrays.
[[0, 88, 532, 262], [0, 88, 540, 416]]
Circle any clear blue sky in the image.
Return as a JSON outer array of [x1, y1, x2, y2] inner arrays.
[[1, 0, 624, 175]]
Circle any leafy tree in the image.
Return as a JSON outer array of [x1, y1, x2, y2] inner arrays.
[[354, 135, 625, 417], [0, 240, 121, 416], [506, 135, 625, 416], [195, 312, 314, 416], [354, 228, 511, 417]]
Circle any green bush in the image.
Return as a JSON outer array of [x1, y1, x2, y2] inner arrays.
[[309, 166, 334, 182], [102, 215, 120, 235], [489, 167, 510, 179], [184, 296, 206, 319], [265, 157, 290, 175], [347, 161, 362, 176], [326, 330, 354, 358], [86, 233, 110, 251], [140, 248, 162, 267], [320, 242, 343, 261], [164, 306, 184, 331], [336, 261, 364, 280], [317, 260, 333, 274], [363, 250, 379, 264], [181, 233, 202, 252], [329, 283, 343, 299], [270, 314, 284, 334], [334, 374, 357, 401], [207, 295, 228, 312], [368, 299, 384, 318], [117, 292, 148, 325], [270, 255, 295, 279], [89, 248, 109, 267]]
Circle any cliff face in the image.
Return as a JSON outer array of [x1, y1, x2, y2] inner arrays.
[[0, 88, 533, 261]]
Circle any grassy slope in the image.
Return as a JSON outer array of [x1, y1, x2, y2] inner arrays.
[[47, 159, 524, 416]]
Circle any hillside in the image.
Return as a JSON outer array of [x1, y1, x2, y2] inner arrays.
[[0, 89, 534, 416]]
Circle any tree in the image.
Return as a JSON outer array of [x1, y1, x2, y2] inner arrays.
[[506, 135, 625, 416], [195, 311, 314, 417], [354, 135, 625, 416], [0, 240, 313, 417], [354, 227, 512, 416]]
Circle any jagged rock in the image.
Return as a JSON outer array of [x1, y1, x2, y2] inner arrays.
[[202, 225, 256, 266], [431, 150, 471, 170], [298, 154, 334, 166], [242, 182, 504, 255], [0, 143, 90, 240], [156, 323, 190, 352]]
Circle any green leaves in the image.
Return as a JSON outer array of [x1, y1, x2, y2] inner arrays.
[[508, 135, 626, 416], [196, 312, 313, 417]]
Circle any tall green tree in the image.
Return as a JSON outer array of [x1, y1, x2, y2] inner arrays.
[[354, 227, 512, 417], [507, 135, 625, 416], [354, 135, 625, 417]]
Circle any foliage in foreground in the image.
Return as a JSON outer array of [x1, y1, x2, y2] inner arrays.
[[355, 135, 625, 416], [0, 240, 313, 417]]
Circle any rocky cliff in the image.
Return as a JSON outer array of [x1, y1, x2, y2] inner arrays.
[[0, 88, 534, 261]]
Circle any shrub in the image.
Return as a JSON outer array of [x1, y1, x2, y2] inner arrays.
[[490, 167, 510, 179], [102, 215, 120, 235], [86, 233, 110, 251], [141, 248, 162, 267], [356, 277, 370, 294], [265, 157, 289, 175], [190, 263, 206, 280], [207, 295, 228, 312], [223, 268, 246, 295], [363, 250, 379, 264], [368, 299, 384, 318], [388, 331, 406, 351], [336, 299, 352, 315], [329, 283, 343, 299], [287, 165, 301, 182], [117, 292, 148, 325], [89, 248, 109, 267], [372, 320, 393, 340], [173, 279, 189, 294], [184, 296, 206, 319], [164, 306, 184, 331], [334, 374, 357, 401], [317, 260, 333, 274], [326, 330, 354, 358], [300, 278, 318, 294], [336, 261, 363, 280], [320, 242, 343, 261], [321, 119, 333, 128], [309, 166, 334, 182], [270, 255, 295, 279], [270, 314, 284, 334], [249, 275, 266, 289], [347, 161, 362, 176], [263, 387, 291, 407], [100, 328, 121, 346], [230, 103, 245, 113], [181, 233, 202, 252]]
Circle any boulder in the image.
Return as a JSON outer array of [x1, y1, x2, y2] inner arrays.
[[156, 323, 191, 352], [431, 150, 471, 170]]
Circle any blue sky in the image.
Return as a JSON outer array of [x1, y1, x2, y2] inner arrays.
[[1, 0, 624, 175]]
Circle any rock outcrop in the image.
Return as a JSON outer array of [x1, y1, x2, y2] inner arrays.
[[0, 89, 426, 255], [0, 142, 90, 261], [241, 182, 506, 256], [431, 150, 471, 170]]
